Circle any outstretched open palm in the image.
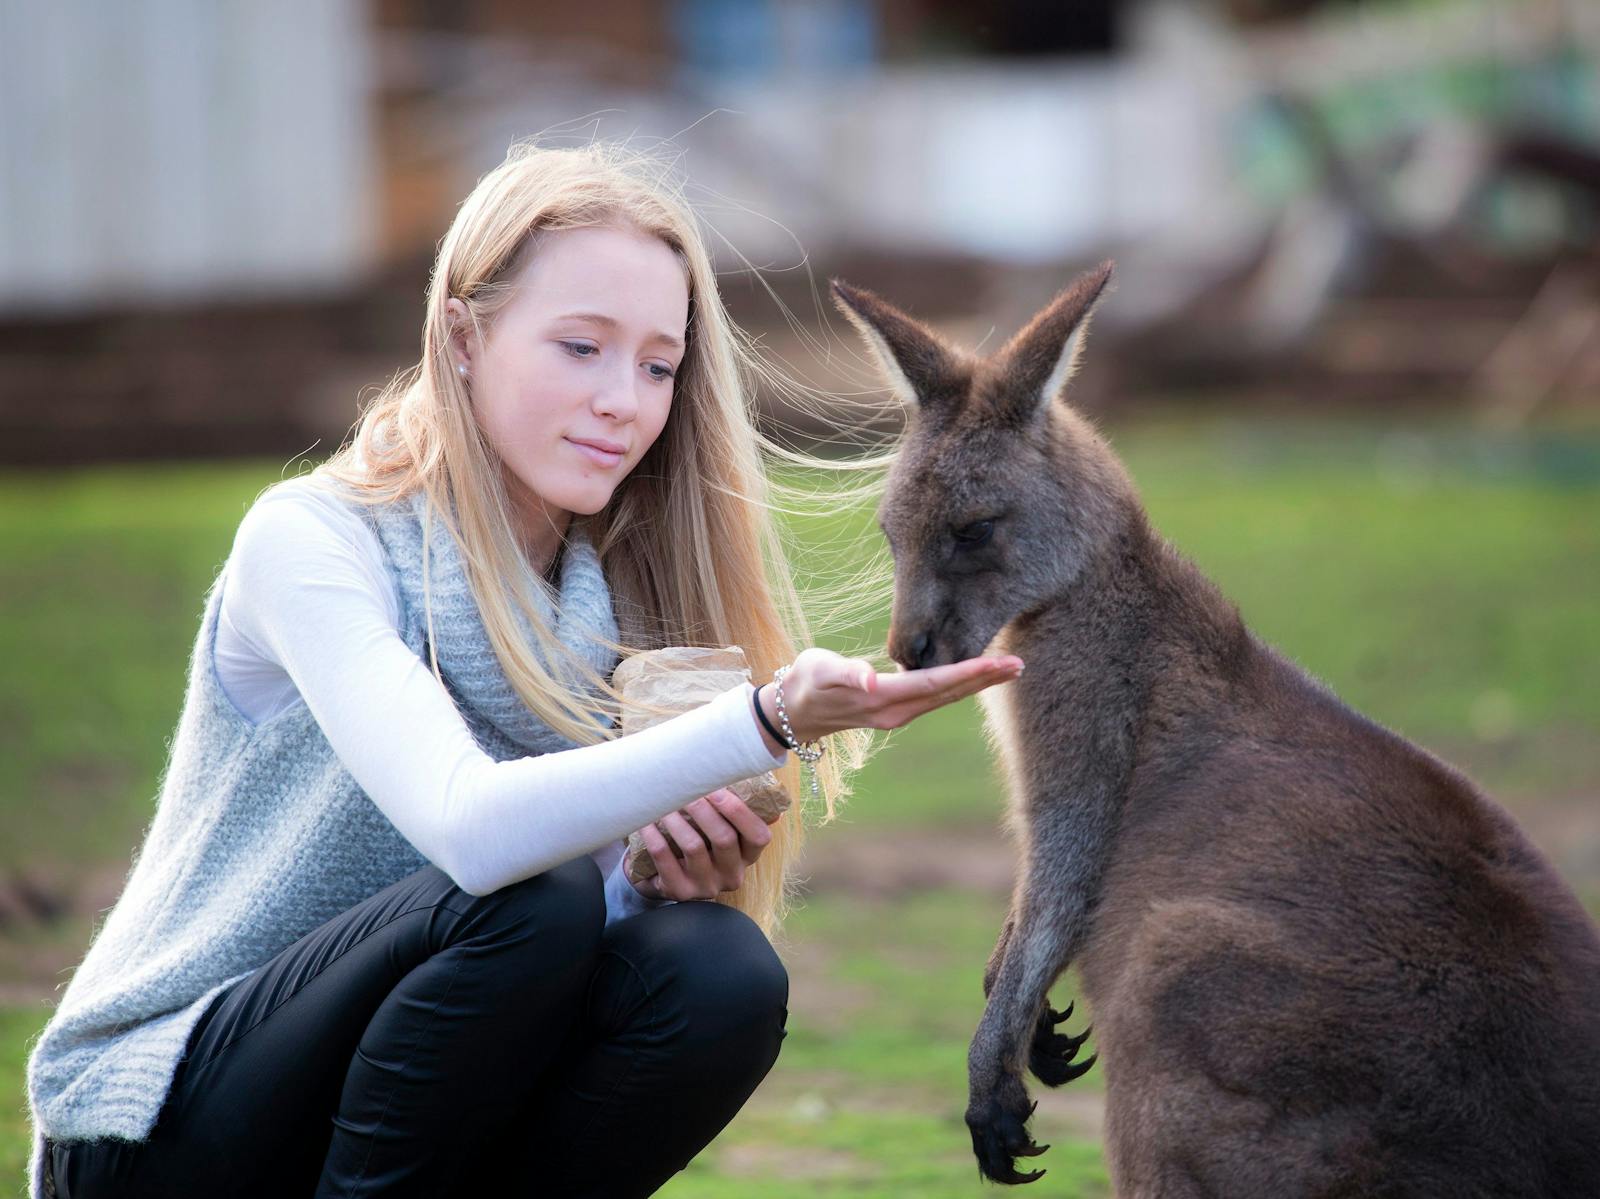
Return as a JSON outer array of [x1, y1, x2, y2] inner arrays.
[[774, 646, 1024, 740]]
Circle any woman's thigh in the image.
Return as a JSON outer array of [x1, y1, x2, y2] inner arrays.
[[51, 857, 604, 1198]]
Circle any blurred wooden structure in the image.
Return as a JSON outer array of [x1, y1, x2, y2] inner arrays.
[[0, 0, 1594, 465]]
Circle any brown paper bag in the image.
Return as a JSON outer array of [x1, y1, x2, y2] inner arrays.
[[613, 646, 791, 885]]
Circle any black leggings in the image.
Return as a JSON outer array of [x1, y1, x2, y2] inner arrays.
[[45, 856, 789, 1198]]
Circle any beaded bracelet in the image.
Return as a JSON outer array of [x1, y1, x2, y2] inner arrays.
[[772, 664, 826, 799]]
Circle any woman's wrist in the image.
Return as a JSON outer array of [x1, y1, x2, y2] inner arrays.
[[750, 684, 788, 756], [771, 663, 827, 799]]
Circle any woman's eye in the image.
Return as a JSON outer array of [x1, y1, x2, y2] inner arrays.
[[952, 519, 994, 546], [646, 362, 676, 382], [559, 341, 598, 358]]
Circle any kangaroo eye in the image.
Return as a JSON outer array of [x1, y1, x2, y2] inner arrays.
[[952, 519, 994, 546]]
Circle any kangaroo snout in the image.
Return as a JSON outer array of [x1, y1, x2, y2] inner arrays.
[[888, 626, 937, 671], [890, 608, 983, 670]]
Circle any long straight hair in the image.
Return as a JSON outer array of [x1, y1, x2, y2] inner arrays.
[[312, 139, 893, 935]]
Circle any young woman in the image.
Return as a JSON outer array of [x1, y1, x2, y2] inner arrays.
[[24, 141, 1024, 1199]]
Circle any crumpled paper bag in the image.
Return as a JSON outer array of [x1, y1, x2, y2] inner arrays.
[[613, 645, 791, 885]]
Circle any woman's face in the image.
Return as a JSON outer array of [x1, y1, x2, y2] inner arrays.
[[448, 223, 689, 548]]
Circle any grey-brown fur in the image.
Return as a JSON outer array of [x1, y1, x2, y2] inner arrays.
[[832, 264, 1600, 1197]]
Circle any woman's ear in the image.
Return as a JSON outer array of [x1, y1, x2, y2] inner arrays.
[[444, 298, 475, 377]]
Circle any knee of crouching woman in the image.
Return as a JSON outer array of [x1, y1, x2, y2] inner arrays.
[[461, 855, 606, 964], [660, 903, 790, 1057]]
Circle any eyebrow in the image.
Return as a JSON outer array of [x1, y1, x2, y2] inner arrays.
[[554, 311, 685, 351]]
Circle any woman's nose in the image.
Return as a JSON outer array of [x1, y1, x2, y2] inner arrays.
[[590, 363, 640, 422]]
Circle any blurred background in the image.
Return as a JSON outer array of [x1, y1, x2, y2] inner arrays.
[[2, 1, 1596, 1195]]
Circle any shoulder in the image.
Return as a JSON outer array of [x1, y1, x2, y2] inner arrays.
[[235, 474, 383, 557], [228, 475, 398, 617], [250, 471, 372, 525]]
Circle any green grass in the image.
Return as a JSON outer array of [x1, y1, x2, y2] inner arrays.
[[0, 464, 289, 872], [663, 1111, 1109, 1198], [659, 889, 1110, 1199], [0, 1009, 39, 1194], [3, 413, 1598, 1194]]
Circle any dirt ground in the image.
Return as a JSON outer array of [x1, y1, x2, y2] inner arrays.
[[795, 821, 1017, 902]]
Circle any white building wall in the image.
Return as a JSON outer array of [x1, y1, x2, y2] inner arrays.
[[0, 0, 374, 314], [462, 51, 1234, 272]]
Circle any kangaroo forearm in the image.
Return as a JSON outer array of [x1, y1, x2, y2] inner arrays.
[[1020, 769, 1125, 957], [975, 768, 1127, 1062], [983, 910, 1014, 999]]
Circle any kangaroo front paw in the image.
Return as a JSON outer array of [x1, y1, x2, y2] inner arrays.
[[1028, 1000, 1096, 1087], [966, 1072, 1050, 1185]]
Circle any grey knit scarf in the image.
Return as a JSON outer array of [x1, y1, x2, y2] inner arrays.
[[365, 488, 622, 756]]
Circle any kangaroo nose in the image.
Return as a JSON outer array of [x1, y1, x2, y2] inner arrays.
[[911, 631, 933, 668], [890, 629, 935, 671]]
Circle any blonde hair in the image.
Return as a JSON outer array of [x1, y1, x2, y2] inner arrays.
[[314, 139, 894, 936]]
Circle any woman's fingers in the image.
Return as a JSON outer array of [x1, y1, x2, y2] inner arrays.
[[653, 814, 712, 899], [682, 796, 742, 863], [638, 789, 770, 902], [815, 656, 1020, 732], [642, 819, 710, 901], [707, 789, 774, 863], [826, 654, 876, 692], [661, 809, 741, 897], [639, 822, 690, 899], [681, 795, 753, 888], [874, 655, 1022, 701], [876, 657, 1019, 709]]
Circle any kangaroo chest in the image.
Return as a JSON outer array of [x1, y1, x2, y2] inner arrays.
[[980, 615, 1142, 815]]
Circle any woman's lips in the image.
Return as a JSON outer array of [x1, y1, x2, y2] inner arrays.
[[566, 438, 624, 468]]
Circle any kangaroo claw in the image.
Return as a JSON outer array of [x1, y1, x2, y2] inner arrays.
[[967, 1076, 1050, 1185], [1058, 1051, 1097, 1083], [1029, 1003, 1097, 1087]]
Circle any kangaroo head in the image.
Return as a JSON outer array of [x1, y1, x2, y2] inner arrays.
[[832, 261, 1135, 670]]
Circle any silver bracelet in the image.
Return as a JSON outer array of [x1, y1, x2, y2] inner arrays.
[[772, 664, 826, 799]]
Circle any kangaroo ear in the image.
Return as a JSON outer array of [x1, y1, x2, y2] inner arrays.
[[998, 260, 1114, 420], [830, 279, 963, 410]]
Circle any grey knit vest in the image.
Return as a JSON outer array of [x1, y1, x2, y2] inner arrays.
[[23, 478, 620, 1198]]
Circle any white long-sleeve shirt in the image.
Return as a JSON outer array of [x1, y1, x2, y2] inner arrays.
[[213, 479, 787, 923]]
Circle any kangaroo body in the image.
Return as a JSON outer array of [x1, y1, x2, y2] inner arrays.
[[833, 265, 1600, 1196]]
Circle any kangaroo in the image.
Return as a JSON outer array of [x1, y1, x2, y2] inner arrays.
[[832, 264, 1600, 1197]]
